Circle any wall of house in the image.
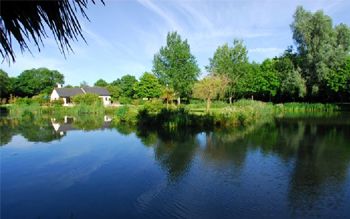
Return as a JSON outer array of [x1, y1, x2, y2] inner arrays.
[[100, 96, 111, 106], [50, 89, 60, 101]]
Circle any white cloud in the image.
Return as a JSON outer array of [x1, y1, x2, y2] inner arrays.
[[249, 47, 284, 54], [137, 0, 182, 31]]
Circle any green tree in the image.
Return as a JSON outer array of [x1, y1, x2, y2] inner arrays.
[[14, 68, 64, 97], [255, 59, 281, 100], [192, 74, 229, 112], [94, 79, 108, 87], [207, 39, 249, 103], [274, 53, 306, 100], [134, 72, 163, 99], [153, 31, 200, 104], [106, 85, 121, 101], [0, 69, 11, 99], [119, 75, 138, 98], [291, 6, 350, 98]]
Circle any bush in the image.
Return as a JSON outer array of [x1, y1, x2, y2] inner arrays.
[[13, 97, 34, 105], [51, 99, 64, 107], [72, 93, 102, 105], [142, 99, 164, 113], [115, 105, 137, 123], [119, 96, 132, 104], [32, 94, 50, 106]]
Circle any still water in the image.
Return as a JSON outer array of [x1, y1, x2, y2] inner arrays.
[[1, 113, 350, 219]]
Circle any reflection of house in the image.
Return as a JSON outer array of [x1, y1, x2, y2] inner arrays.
[[50, 84, 111, 106], [51, 116, 112, 136]]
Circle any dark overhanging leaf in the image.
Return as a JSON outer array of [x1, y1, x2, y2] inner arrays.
[[0, 0, 104, 63]]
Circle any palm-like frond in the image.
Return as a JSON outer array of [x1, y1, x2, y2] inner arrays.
[[0, 0, 103, 63]]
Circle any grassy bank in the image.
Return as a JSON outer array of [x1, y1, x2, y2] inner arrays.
[[2, 100, 340, 128]]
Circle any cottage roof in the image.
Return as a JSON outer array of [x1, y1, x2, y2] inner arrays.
[[54, 87, 110, 97], [82, 86, 110, 96], [55, 88, 84, 97]]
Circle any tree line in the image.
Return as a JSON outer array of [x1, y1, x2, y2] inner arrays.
[[1, 6, 349, 105]]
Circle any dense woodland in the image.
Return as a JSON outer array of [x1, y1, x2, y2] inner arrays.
[[1, 7, 349, 104]]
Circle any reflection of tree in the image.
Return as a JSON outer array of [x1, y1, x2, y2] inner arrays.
[[287, 122, 350, 216], [18, 115, 63, 142], [153, 128, 199, 182], [135, 127, 158, 146], [0, 114, 64, 145], [202, 129, 248, 170], [112, 122, 136, 136], [72, 115, 105, 131], [0, 118, 18, 145]]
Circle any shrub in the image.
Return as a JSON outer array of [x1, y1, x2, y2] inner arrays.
[[51, 98, 64, 107], [142, 99, 164, 113], [72, 93, 102, 105], [32, 94, 50, 106], [13, 97, 33, 105], [119, 96, 132, 104], [115, 106, 137, 123]]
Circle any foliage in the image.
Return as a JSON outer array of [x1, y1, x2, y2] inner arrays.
[[291, 6, 350, 98], [0, 69, 11, 99], [207, 39, 249, 102], [255, 59, 280, 99], [142, 99, 164, 113], [277, 102, 339, 112], [106, 85, 121, 100], [13, 68, 64, 97], [119, 75, 138, 98], [51, 98, 64, 107], [32, 93, 50, 106], [115, 106, 138, 123], [119, 96, 132, 104], [134, 72, 163, 99], [72, 93, 102, 105], [192, 74, 229, 112], [94, 79, 109, 87], [153, 31, 200, 103], [0, 0, 103, 62]]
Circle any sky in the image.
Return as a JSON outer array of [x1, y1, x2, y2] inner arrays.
[[1, 0, 350, 85]]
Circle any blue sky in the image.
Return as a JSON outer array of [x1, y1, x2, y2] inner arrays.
[[1, 0, 350, 85]]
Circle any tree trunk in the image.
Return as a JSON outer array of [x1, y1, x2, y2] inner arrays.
[[166, 98, 169, 109], [229, 96, 233, 104], [206, 98, 211, 113], [177, 97, 181, 105]]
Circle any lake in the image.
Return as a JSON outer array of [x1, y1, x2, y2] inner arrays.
[[1, 113, 350, 219]]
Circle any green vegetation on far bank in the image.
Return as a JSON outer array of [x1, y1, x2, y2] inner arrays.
[[3, 99, 340, 130]]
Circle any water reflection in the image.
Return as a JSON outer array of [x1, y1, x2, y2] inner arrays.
[[1, 113, 350, 218]]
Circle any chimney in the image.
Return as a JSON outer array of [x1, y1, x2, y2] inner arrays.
[[57, 83, 63, 88]]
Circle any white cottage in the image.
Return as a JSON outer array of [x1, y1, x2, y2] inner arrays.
[[50, 86, 111, 106]]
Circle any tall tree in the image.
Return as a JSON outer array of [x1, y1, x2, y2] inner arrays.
[[207, 39, 249, 103], [14, 68, 64, 97], [134, 72, 163, 99], [0, 69, 11, 99], [119, 74, 138, 98], [192, 74, 229, 112], [94, 79, 108, 87], [274, 52, 306, 101], [255, 59, 281, 100], [291, 6, 350, 99], [153, 31, 200, 105]]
